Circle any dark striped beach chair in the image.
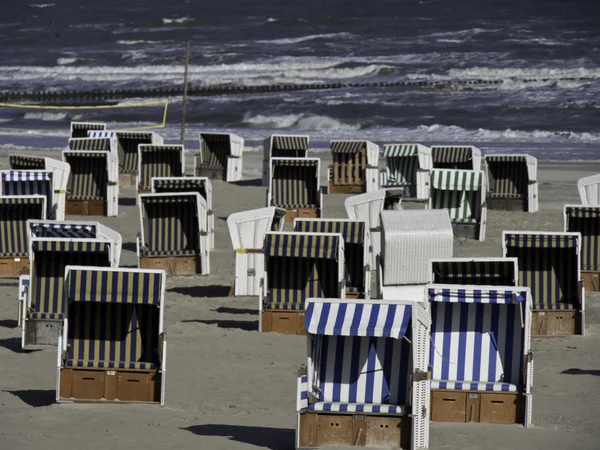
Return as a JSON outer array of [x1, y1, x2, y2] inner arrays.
[[195, 132, 244, 182], [1, 170, 55, 219], [137, 193, 209, 276], [268, 157, 322, 224], [485, 155, 538, 212], [0, 196, 46, 277], [137, 145, 184, 193], [9, 154, 45, 170], [70, 122, 106, 138], [431, 145, 481, 171], [503, 231, 584, 336], [22, 239, 113, 349], [427, 285, 533, 426], [294, 219, 370, 299], [63, 150, 118, 216], [564, 206, 600, 291], [328, 140, 379, 194], [68, 137, 119, 158], [297, 298, 431, 449], [262, 134, 309, 186], [430, 257, 518, 286], [380, 143, 432, 200], [429, 168, 487, 240], [260, 231, 344, 334], [577, 174, 600, 205], [113, 131, 163, 186], [57, 266, 166, 404]]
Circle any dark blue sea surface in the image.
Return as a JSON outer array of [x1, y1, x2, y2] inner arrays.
[[0, 0, 599, 158]]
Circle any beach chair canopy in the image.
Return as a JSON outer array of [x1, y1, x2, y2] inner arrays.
[[270, 158, 320, 209], [63, 151, 108, 200], [431, 258, 518, 286], [382, 143, 432, 187], [64, 267, 163, 370], [0, 196, 46, 257], [70, 122, 106, 138], [485, 155, 536, 198], [29, 222, 96, 239], [68, 137, 119, 159], [227, 207, 286, 250], [267, 134, 309, 158], [431, 145, 480, 170], [264, 232, 342, 311], [1, 170, 54, 219], [565, 206, 600, 271], [503, 232, 581, 310], [430, 169, 484, 223], [152, 177, 209, 204], [428, 285, 530, 392], [330, 140, 379, 166], [577, 173, 600, 206], [9, 154, 45, 170], [138, 145, 184, 190]]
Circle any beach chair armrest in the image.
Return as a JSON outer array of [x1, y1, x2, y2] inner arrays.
[[297, 365, 309, 412], [159, 331, 167, 365]]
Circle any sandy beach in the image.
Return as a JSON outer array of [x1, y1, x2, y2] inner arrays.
[[0, 147, 599, 450]]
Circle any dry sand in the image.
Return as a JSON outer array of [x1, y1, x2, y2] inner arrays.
[[0, 147, 599, 450]]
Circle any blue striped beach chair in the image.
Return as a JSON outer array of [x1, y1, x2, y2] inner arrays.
[[70, 121, 106, 138], [293, 219, 371, 299], [429, 168, 487, 240], [427, 285, 533, 426], [564, 205, 600, 291], [196, 132, 244, 182], [502, 231, 584, 336], [297, 298, 431, 449], [485, 154, 538, 212], [328, 140, 379, 194], [1, 170, 55, 219], [137, 193, 209, 276], [57, 266, 166, 404], [259, 231, 345, 334], [268, 157, 322, 224], [577, 173, 600, 205], [262, 134, 309, 186], [430, 257, 518, 286], [22, 238, 114, 349], [380, 143, 432, 199], [137, 144, 184, 193], [0, 196, 46, 277], [431, 145, 481, 171]]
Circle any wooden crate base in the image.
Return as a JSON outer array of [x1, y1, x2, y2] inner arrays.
[[0, 256, 29, 277], [452, 222, 480, 240], [65, 199, 106, 216], [431, 390, 523, 424], [581, 270, 600, 292], [345, 290, 362, 299], [487, 197, 527, 212], [119, 172, 137, 187], [140, 255, 201, 276], [283, 208, 319, 225], [328, 182, 364, 194], [59, 367, 161, 403], [298, 411, 410, 449], [261, 310, 305, 335], [531, 310, 578, 336]]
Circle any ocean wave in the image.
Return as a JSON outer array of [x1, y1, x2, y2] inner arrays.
[[30, 3, 55, 8], [23, 111, 82, 121], [243, 113, 361, 131], [57, 57, 76, 65], [161, 17, 193, 25], [256, 33, 352, 45], [117, 40, 165, 45], [411, 66, 600, 82]]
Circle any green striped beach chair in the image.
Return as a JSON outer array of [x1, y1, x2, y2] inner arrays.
[[57, 266, 167, 404], [380, 143, 432, 199], [137, 145, 184, 193], [262, 134, 309, 186], [429, 168, 487, 240], [564, 206, 600, 292], [195, 132, 244, 182], [503, 231, 584, 336], [485, 154, 538, 212], [431, 145, 481, 171]]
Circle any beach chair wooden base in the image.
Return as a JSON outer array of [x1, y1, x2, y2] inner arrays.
[[137, 189, 152, 195], [0, 256, 29, 277], [328, 181, 364, 194], [581, 270, 600, 292], [59, 367, 161, 404], [23, 319, 63, 348], [65, 199, 106, 216], [431, 390, 524, 424], [487, 197, 527, 212], [452, 223, 480, 240], [345, 290, 362, 299], [298, 411, 410, 449], [140, 255, 201, 276], [283, 207, 319, 225], [196, 167, 225, 181], [119, 172, 137, 187], [531, 310, 578, 336], [261, 310, 306, 335]]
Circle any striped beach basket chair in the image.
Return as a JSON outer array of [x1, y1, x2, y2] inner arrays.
[[62, 150, 119, 216], [22, 238, 116, 349], [431, 145, 481, 171], [502, 231, 584, 336], [427, 285, 533, 426], [137, 144, 184, 193], [106, 131, 164, 186], [70, 121, 106, 138], [429, 257, 518, 286], [327, 140, 379, 194], [429, 168, 487, 241], [259, 231, 345, 334], [485, 154, 538, 212], [151, 176, 214, 250], [262, 134, 309, 186], [195, 132, 244, 182], [57, 266, 167, 404], [577, 173, 600, 205], [564, 205, 600, 291], [380, 143, 432, 200], [267, 157, 322, 224], [0, 170, 56, 219], [297, 298, 431, 449], [293, 218, 371, 299], [0, 195, 46, 277], [227, 207, 286, 297], [137, 192, 209, 276]]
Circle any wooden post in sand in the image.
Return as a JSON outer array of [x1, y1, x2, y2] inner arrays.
[[180, 41, 191, 146]]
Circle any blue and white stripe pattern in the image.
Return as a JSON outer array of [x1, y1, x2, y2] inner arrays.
[[87, 131, 116, 138], [29, 222, 96, 239], [429, 287, 526, 392], [2, 171, 53, 219]]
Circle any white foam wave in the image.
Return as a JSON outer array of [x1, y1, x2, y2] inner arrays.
[[162, 17, 193, 24], [256, 33, 351, 45], [30, 3, 55, 8], [23, 112, 82, 121], [411, 66, 600, 82], [117, 40, 164, 45], [243, 113, 360, 131], [266, 17, 278, 22], [57, 57, 76, 65]]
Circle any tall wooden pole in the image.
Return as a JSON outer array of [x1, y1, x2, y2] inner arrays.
[[180, 41, 191, 146]]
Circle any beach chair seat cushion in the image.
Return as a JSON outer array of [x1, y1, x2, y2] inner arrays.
[[431, 380, 518, 392], [276, 203, 319, 209], [452, 217, 479, 224], [66, 194, 105, 201], [307, 402, 408, 414], [30, 312, 65, 320], [0, 251, 28, 257], [489, 192, 526, 199], [66, 359, 155, 370], [346, 286, 361, 293]]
